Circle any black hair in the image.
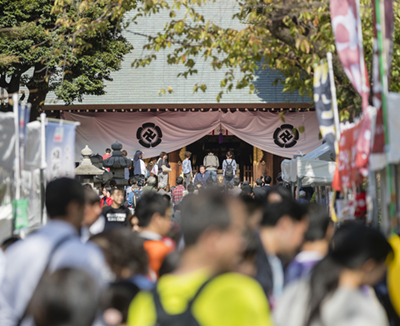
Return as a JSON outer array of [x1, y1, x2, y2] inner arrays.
[[110, 188, 122, 196], [84, 188, 100, 205], [226, 151, 233, 158], [187, 184, 195, 193], [109, 180, 117, 188], [241, 185, 253, 195], [163, 194, 171, 202], [242, 230, 260, 260], [306, 225, 392, 326], [135, 193, 170, 227], [159, 252, 181, 277], [105, 148, 111, 153], [176, 176, 184, 185], [261, 200, 307, 226], [240, 195, 264, 217], [276, 173, 283, 182], [226, 182, 234, 190], [264, 175, 272, 184], [82, 184, 93, 190], [205, 178, 213, 186], [129, 177, 137, 186], [304, 205, 332, 242], [29, 268, 97, 326], [180, 192, 231, 246], [233, 178, 240, 186], [199, 165, 205, 169], [1, 237, 20, 251], [256, 178, 263, 186], [266, 186, 292, 203], [99, 281, 140, 324], [46, 178, 85, 219], [90, 228, 148, 278]]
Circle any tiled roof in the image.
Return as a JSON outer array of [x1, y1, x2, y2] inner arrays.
[[45, 1, 311, 107]]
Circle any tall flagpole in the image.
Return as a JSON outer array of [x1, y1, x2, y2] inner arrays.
[[374, 0, 396, 235]]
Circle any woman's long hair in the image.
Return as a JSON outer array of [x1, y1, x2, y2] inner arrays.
[[306, 224, 392, 326]]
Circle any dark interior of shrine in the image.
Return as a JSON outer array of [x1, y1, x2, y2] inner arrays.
[[186, 135, 253, 180]]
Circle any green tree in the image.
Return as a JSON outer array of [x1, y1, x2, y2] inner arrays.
[[58, 0, 398, 119], [0, 0, 133, 120]]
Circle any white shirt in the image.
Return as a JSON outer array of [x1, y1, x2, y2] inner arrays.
[[0, 219, 108, 326], [134, 159, 146, 176]]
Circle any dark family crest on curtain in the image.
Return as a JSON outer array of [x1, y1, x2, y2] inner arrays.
[[313, 61, 336, 158], [273, 124, 299, 148], [136, 123, 163, 148]]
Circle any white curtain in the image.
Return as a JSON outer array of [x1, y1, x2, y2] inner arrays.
[[64, 111, 322, 160]]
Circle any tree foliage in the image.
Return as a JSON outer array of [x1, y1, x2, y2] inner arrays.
[[127, 0, 400, 118], [0, 0, 133, 120]]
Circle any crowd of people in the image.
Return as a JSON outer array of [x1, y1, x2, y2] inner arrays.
[[0, 148, 398, 326]]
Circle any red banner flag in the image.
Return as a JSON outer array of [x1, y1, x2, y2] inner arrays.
[[332, 123, 363, 191], [330, 0, 370, 112]]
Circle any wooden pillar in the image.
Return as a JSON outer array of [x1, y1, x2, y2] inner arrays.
[[168, 149, 180, 187], [264, 152, 274, 185]]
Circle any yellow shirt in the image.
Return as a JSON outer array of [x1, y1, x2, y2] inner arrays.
[[128, 270, 273, 326]]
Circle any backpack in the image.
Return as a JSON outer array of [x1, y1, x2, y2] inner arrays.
[[152, 278, 213, 326], [225, 160, 234, 180]]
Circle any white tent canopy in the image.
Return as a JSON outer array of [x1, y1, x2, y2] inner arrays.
[[303, 143, 334, 161], [281, 157, 336, 186]]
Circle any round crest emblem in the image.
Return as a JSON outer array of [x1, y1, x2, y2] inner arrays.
[[273, 124, 299, 148], [136, 123, 163, 148]]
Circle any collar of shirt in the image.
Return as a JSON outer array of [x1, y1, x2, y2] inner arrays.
[[140, 231, 162, 241]]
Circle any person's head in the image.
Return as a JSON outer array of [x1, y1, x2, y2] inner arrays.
[[90, 228, 148, 279], [176, 176, 184, 185], [121, 150, 127, 158], [199, 165, 206, 174], [46, 178, 85, 230], [195, 181, 203, 189], [226, 182, 234, 191], [158, 182, 166, 190], [147, 177, 156, 187], [304, 205, 334, 245], [226, 151, 233, 159], [135, 193, 172, 236], [240, 195, 264, 231], [235, 230, 259, 277], [105, 148, 111, 154], [241, 185, 253, 196], [159, 252, 181, 277], [159, 151, 167, 160], [102, 187, 107, 197], [29, 268, 97, 326], [82, 184, 92, 190], [180, 192, 246, 272], [233, 178, 240, 187], [256, 178, 263, 186], [109, 180, 117, 189], [261, 200, 308, 256], [100, 282, 140, 326], [82, 189, 101, 227], [105, 187, 112, 198], [264, 175, 272, 185], [205, 177, 213, 187], [187, 184, 195, 194], [266, 186, 292, 203], [184, 151, 191, 159], [307, 225, 393, 326], [1, 237, 20, 252], [276, 172, 283, 183], [110, 188, 124, 207]]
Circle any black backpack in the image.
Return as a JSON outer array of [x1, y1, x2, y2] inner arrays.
[[152, 279, 212, 326], [225, 160, 234, 180]]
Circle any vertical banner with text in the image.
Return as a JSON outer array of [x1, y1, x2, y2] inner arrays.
[[46, 122, 76, 182], [313, 61, 336, 157]]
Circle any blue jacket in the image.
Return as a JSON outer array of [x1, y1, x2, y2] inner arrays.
[[193, 172, 210, 185]]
